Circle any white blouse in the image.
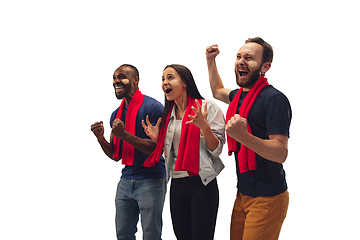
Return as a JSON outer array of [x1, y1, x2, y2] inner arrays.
[[170, 119, 189, 179], [163, 99, 226, 186]]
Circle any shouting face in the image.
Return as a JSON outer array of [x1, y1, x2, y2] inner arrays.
[[161, 67, 187, 102], [234, 42, 270, 90]]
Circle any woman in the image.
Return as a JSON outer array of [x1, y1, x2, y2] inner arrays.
[[142, 64, 225, 240]]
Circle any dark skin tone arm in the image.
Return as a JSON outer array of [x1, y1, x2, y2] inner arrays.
[[91, 121, 121, 161], [111, 118, 156, 156], [91, 119, 156, 161], [92, 65, 156, 159]]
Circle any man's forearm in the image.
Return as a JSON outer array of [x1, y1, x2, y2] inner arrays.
[[97, 135, 120, 161], [236, 133, 288, 164], [122, 132, 156, 156], [207, 59, 223, 96], [207, 58, 231, 104]]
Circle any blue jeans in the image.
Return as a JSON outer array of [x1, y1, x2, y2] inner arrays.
[[115, 178, 167, 240]]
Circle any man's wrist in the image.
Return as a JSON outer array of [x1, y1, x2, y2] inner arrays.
[[97, 135, 106, 143]]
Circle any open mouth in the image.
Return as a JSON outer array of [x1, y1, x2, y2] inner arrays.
[[115, 85, 124, 93], [239, 70, 249, 77], [164, 88, 172, 94]]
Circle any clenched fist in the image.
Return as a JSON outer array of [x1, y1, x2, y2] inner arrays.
[[206, 44, 220, 60], [112, 119, 128, 140], [91, 121, 104, 139], [225, 114, 249, 142]]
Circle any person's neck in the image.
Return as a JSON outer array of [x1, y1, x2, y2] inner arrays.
[[124, 88, 137, 105], [124, 96, 132, 105], [243, 74, 265, 92], [174, 93, 187, 120]]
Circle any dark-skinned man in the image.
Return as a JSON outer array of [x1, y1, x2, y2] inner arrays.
[[91, 64, 166, 240]]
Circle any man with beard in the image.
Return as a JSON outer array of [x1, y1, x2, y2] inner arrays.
[[90, 64, 166, 240], [206, 38, 292, 240]]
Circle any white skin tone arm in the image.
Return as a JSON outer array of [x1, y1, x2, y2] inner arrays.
[[205, 45, 232, 104], [186, 100, 219, 151], [206, 44, 288, 163], [226, 114, 289, 163]]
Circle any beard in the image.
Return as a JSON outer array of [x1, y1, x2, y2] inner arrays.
[[235, 66, 261, 88], [115, 91, 126, 100], [114, 83, 129, 100]]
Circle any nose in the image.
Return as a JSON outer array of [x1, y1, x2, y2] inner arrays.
[[162, 79, 169, 86], [114, 81, 120, 88], [235, 58, 246, 66], [114, 77, 124, 86]]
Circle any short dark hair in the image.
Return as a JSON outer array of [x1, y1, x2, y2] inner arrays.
[[161, 64, 204, 127], [115, 64, 139, 78], [245, 37, 273, 64]]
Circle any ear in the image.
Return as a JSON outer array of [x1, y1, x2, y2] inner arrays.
[[133, 76, 140, 85], [261, 62, 271, 75]]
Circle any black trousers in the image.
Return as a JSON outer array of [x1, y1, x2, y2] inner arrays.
[[170, 175, 219, 240]]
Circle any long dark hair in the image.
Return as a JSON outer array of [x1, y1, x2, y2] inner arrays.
[[160, 64, 204, 128]]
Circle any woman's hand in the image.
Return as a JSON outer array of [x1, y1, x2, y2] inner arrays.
[[142, 115, 161, 144], [186, 100, 209, 130], [187, 100, 219, 151]]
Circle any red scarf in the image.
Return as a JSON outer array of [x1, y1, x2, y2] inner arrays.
[[226, 75, 269, 173], [112, 88, 145, 165], [144, 96, 201, 177]]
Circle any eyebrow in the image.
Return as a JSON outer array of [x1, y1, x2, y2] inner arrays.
[[114, 73, 126, 78], [162, 73, 175, 78], [237, 53, 253, 57]]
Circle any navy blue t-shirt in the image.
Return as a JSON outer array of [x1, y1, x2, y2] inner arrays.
[[229, 85, 292, 197], [110, 95, 166, 180]]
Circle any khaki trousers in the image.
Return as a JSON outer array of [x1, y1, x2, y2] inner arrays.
[[230, 190, 289, 240]]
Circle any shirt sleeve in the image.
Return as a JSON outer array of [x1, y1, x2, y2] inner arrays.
[[229, 89, 239, 102], [203, 100, 226, 157], [109, 108, 119, 128], [146, 100, 164, 126], [265, 93, 292, 137]]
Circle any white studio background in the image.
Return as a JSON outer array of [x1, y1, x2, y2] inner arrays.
[[1, 0, 359, 239]]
